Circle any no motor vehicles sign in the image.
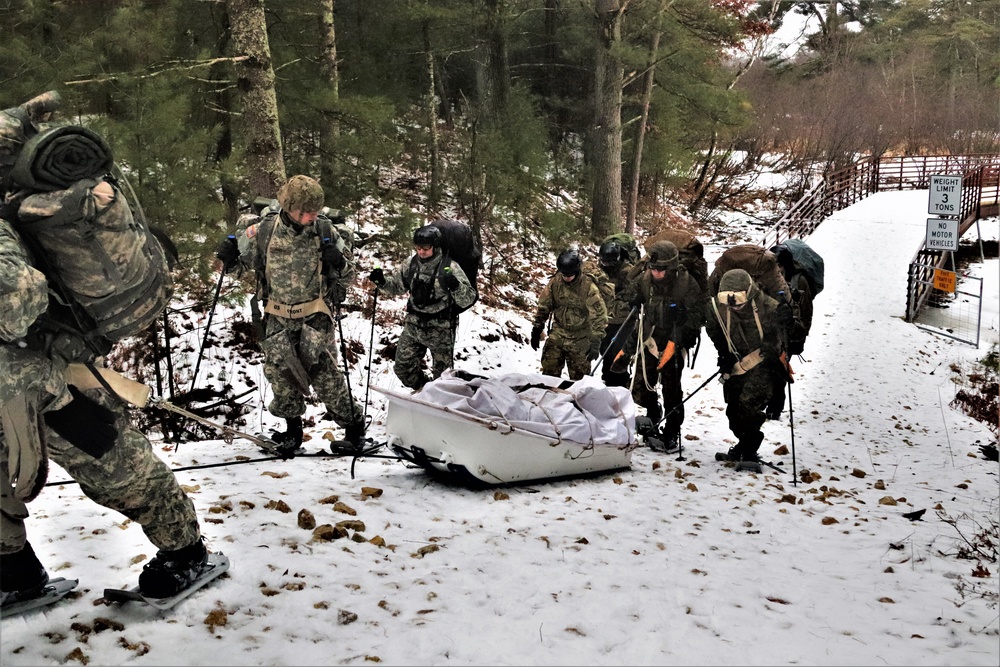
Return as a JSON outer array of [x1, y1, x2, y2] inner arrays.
[[926, 217, 959, 251]]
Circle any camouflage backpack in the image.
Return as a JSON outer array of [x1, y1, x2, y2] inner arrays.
[[5, 108, 172, 345]]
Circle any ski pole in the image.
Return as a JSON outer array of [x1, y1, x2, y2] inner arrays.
[[658, 369, 721, 426], [688, 332, 701, 369], [788, 380, 798, 486], [190, 251, 229, 393], [334, 304, 365, 435], [589, 305, 639, 376], [363, 285, 379, 422]]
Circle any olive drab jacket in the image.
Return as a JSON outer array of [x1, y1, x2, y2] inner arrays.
[[533, 272, 608, 342], [626, 266, 704, 352], [595, 260, 635, 327], [380, 248, 476, 323], [705, 286, 783, 376]]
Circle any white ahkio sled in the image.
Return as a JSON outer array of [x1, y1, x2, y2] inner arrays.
[[374, 370, 638, 487]]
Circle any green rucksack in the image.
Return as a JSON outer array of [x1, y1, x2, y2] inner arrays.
[[601, 232, 641, 265]]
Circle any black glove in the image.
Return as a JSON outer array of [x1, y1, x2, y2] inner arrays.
[[215, 235, 239, 272], [530, 326, 542, 351], [441, 269, 460, 291], [321, 241, 345, 273], [43, 385, 118, 459], [587, 337, 602, 361], [669, 302, 687, 327], [368, 267, 385, 287], [776, 299, 794, 329], [717, 352, 738, 373], [681, 330, 699, 350]]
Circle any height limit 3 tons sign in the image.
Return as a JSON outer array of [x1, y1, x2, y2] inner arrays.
[[928, 174, 963, 216], [926, 217, 960, 251]]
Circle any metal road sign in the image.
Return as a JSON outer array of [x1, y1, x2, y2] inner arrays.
[[928, 174, 963, 216], [926, 217, 960, 251]]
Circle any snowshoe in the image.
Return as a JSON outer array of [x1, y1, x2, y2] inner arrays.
[[262, 416, 303, 457], [647, 434, 681, 454], [137, 540, 211, 598], [0, 577, 78, 617], [105, 551, 229, 611], [255, 433, 301, 458], [715, 448, 763, 473]]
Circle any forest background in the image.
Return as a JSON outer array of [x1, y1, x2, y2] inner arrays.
[[1, 0, 998, 331]]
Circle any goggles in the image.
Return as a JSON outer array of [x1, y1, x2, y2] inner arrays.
[[718, 290, 749, 306]]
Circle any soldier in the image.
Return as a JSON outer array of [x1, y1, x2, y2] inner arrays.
[[624, 241, 704, 451], [705, 268, 788, 467], [367, 225, 476, 391], [1, 92, 212, 610], [215, 175, 365, 451], [530, 249, 609, 381], [594, 238, 637, 387], [707, 243, 796, 420], [767, 240, 820, 419]]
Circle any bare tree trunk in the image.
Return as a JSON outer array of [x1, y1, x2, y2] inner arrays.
[[424, 21, 441, 211], [319, 0, 341, 187], [625, 28, 660, 234], [591, 0, 626, 241], [226, 0, 285, 198], [479, 0, 511, 124]]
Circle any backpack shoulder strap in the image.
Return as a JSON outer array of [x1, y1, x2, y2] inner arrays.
[[254, 211, 279, 297], [438, 249, 451, 282]]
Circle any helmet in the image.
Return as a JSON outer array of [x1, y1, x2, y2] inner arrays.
[[277, 175, 324, 213], [556, 249, 582, 276], [717, 268, 758, 307], [598, 241, 622, 267], [413, 225, 442, 248], [647, 240, 679, 271]]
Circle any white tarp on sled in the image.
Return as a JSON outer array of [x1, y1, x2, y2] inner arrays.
[[376, 370, 637, 486]]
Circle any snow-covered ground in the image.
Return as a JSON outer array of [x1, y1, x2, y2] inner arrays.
[[2, 191, 997, 666]]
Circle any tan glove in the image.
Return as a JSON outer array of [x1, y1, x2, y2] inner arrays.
[[1, 391, 49, 503]]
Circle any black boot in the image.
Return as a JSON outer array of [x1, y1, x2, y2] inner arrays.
[[272, 416, 303, 453], [0, 542, 50, 607], [138, 539, 209, 599], [344, 419, 367, 450]]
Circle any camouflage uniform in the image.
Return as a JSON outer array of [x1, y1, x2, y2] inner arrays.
[[593, 258, 635, 387], [231, 201, 361, 430], [532, 273, 608, 381], [0, 217, 201, 555], [707, 243, 794, 420], [380, 249, 476, 389], [623, 241, 705, 444], [705, 269, 785, 460]]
